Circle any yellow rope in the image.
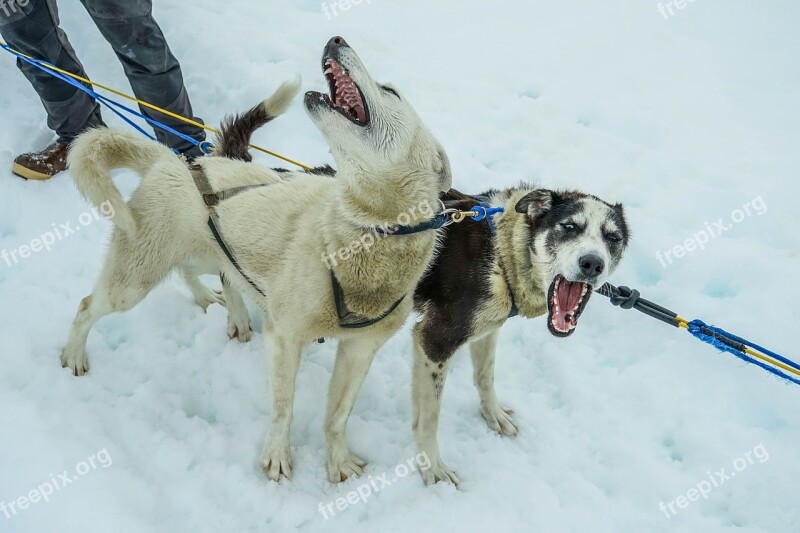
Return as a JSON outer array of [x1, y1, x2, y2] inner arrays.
[[0, 41, 312, 170], [744, 347, 800, 378]]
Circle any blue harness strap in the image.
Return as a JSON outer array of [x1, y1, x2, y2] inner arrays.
[[374, 213, 452, 236]]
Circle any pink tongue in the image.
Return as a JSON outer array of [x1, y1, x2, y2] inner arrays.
[[552, 280, 586, 331], [557, 280, 584, 311]]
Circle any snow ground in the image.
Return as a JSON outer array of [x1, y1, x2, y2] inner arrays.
[[1, 1, 799, 532]]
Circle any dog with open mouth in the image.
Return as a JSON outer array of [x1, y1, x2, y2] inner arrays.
[[62, 36, 452, 484], [411, 186, 629, 485]]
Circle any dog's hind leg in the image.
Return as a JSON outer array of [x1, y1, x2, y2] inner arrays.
[[324, 332, 392, 483], [411, 323, 460, 486], [221, 274, 252, 343], [61, 231, 176, 376], [260, 325, 304, 481], [179, 264, 225, 312], [470, 330, 518, 436]]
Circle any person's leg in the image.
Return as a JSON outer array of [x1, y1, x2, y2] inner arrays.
[[80, 0, 206, 155], [1, 0, 104, 178]]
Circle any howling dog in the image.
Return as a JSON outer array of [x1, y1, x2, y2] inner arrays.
[[63, 36, 451, 483], [412, 187, 630, 484]]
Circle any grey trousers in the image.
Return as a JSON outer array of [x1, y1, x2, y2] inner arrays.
[[0, 0, 205, 153]]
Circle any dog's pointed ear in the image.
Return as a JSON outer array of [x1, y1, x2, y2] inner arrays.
[[435, 146, 453, 192], [515, 189, 554, 217]]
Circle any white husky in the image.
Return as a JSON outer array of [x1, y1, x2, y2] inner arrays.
[[63, 36, 451, 483]]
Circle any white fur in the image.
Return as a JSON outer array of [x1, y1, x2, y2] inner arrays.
[[63, 44, 452, 484]]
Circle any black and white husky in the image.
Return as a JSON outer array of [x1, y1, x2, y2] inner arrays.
[[411, 187, 630, 485]]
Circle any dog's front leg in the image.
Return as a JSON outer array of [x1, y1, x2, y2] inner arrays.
[[221, 275, 252, 342], [470, 330, 518, 436], [260, 326, 304, 481], [324, 333, 388, 483], [411, 325, 460, 486]]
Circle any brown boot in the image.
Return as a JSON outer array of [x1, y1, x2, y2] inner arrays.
[[11, 142, 69, 181]]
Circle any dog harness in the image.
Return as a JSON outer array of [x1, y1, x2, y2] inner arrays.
[[189, 163, 424, 329]]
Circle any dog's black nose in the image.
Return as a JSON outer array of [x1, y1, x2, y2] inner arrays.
[[327, 36, 349, 48], [579, 254, 605, 277]]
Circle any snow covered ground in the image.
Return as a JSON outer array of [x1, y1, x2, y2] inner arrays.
[[1, 1, 799, 531]]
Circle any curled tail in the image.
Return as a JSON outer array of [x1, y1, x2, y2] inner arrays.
[[68, 128, 174, 239], [215, 78, 301, 161]]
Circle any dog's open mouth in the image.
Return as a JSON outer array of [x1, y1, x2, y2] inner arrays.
[[547, 275, 592, 337], [322, 59, 369, 126]]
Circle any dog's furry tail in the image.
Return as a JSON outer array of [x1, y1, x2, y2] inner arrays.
[[68, 128, 170, 239], [215, 77, 301, 161]]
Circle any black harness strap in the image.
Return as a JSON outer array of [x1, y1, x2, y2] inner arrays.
[[190, 163, 267, 296], [203, 184, 274, 207], [189, 162, 406, 330], [330, 271, 405, 328], [206, 217, 265, 296]]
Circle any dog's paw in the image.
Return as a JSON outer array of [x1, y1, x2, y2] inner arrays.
[[327, 451, 367, 483], [481, 404, 518, 436], [60, 349, 89, 377], [227, 317, 253, 343], [260, 443, 293, 482], [419, 457, 460, 487], [193, 288, 225, 312]]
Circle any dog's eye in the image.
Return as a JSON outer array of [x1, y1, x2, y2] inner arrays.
[[604, 232, 623, 242], [381, 85, 400, 98], [561, 223, 578, 232]]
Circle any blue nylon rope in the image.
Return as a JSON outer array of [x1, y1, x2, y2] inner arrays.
[[687, 319, 800, 386], [2, 44, 210, 154]]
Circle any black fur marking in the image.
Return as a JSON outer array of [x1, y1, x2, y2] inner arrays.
[[608, 204, 630, 245], [272, 165, 335, 177], [414, 189, 495, 363], [215, 103, 273, 162], [306, 165, 336, 176], [525, 191, 587, 256]]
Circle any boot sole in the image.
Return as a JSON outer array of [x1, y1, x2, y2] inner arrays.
[[11, 162, 59, 181]]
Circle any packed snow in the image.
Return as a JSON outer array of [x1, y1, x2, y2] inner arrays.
[[1, 1, 798, 532]]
